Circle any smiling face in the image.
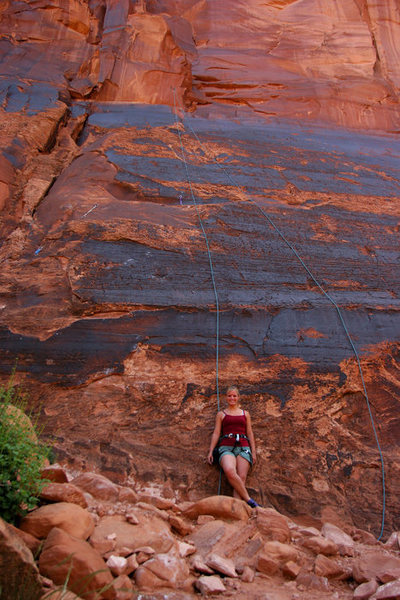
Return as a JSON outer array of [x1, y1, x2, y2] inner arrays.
[[226, 387, 240, 408]]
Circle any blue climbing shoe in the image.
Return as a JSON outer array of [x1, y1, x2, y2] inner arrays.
[[247, 498, 260, 508]]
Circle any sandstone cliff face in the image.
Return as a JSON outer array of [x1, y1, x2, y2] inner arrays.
[[0, 0, 399, 540], [1, 0, 400, 127]]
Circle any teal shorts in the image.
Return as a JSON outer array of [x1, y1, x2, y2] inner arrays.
[[218, 445, 253, 466]]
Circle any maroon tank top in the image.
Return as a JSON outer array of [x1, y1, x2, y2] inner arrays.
[[219, 410, 249, 447]]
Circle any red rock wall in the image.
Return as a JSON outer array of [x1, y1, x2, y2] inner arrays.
[[2, 0, 400, 126], [0, 0, 399, 538]]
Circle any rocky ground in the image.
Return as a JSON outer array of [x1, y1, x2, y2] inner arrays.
[[4, 463, 400, 600]]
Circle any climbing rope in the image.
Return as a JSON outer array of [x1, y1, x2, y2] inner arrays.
[[174, 101, 386, 539], [172, 89, 220, 410], [172, 89, 223, 494]]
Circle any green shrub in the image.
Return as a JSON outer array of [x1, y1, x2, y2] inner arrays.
[[0, 378, 50, 524]]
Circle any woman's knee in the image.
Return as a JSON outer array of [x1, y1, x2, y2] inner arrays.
[[236, 456, 251, 480], [237, 471, 247, 484], [223, 465, 238, 480]]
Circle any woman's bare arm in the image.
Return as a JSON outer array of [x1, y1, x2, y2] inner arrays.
[[207, 411, 224, 464], [245, 411, 257, 465]]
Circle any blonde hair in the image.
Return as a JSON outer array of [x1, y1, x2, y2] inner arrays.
[[226, 385, 240, 397]]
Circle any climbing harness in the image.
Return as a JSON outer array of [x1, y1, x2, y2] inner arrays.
[[212, 435, 251, 467], [220, 433, 249, 443], [171, 91, 386, 540]]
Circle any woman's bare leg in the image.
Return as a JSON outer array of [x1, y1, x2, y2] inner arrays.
[[235, 455, 251, 496], [220, 454, 250, 502]]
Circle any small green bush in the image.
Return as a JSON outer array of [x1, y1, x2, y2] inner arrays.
[[0, 378, 50, 524]]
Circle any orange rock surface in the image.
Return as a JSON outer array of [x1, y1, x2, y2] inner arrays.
[[0, 0, 399, 542]]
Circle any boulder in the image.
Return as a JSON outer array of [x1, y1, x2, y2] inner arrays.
[[90, 514, 175, 556], [135, 552, 190, 590], [187, 517, 260, 570], [353, 579, 379, 600], [255, 508, 291, 543], [187, 520, 232, 557], [138, 494, 175, 510], [5, 404, 37, 443], [371, 580, 400, 599], [241, 565, 255, 582], [256, 553, 280, 576], [321, 522, 354, 556], [296, 571, 330, 592], [191, 555, 214, 574], [106, 555, 129, 577], [314, 554, 348, 579], [117, 487, 138, 504], [110, 546, 134, 558], [126, 553, 139, 572], [177, 540, 196, 557], [352, 528, 380, 546], [182, 496, 251, 521], [197, 515, 215, 525], [20, 502, 95, 540], [39, 482, 88, 508], [300, 534, 338, 556], [6, 522, 41, 555], [112, 574, 134, 600], [187, 519, 264, 564], [205, 553, 237, 578], [105, 553, 138, 576], [72, 472, 120, 502], [260, 541, 298, 565], [134, 502, 167, 519], [41, 591, 84, 600], [125, 512, 139, 525], [136, 547, 156, 563], [353, 552, 400, 584], [294, 526, 321, 538], [195, 575, 226, 594], [282, 560, 301, 579], [169, 514, 194, 536], [0, 517, 42, 600], [89, 534, 115, 556], [384, 532, 400, 551], [40, 465, 69, 483], [39, 527, 115, 600]]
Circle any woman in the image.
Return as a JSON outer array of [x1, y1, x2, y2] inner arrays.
[[207, 386, 260, 508]]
